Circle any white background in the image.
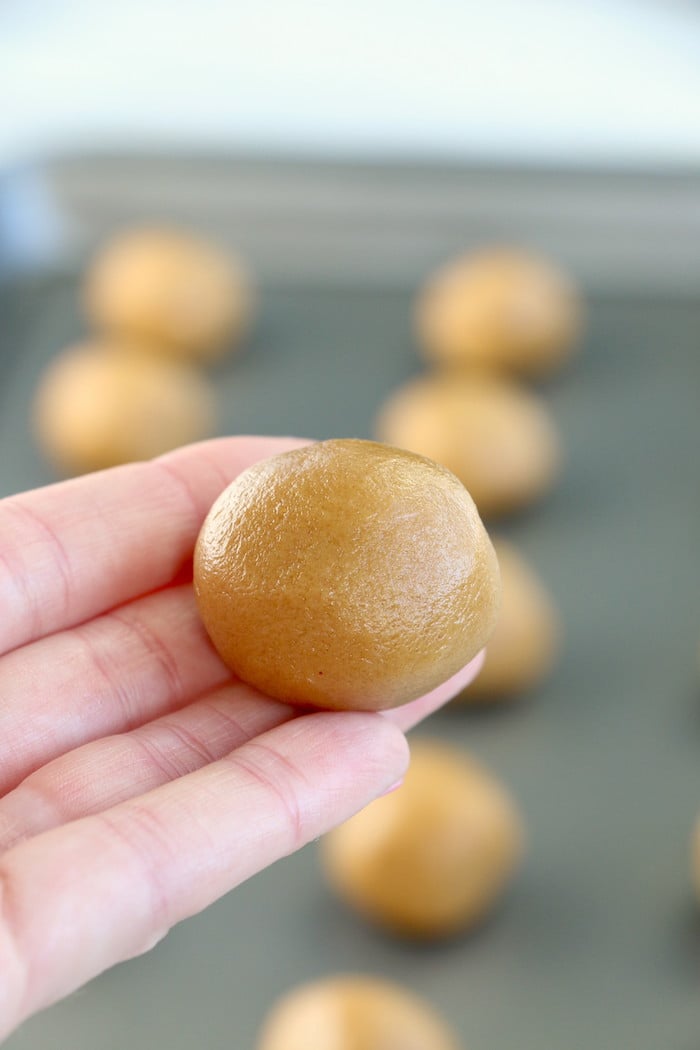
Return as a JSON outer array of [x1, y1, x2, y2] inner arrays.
[[1, 0, 699, 167]]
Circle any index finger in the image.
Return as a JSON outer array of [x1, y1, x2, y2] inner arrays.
[[0, 710, 408, 1038], [0, 436, 308, 658]]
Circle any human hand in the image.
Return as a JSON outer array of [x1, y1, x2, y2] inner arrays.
[[0, 436, 484, 1040]]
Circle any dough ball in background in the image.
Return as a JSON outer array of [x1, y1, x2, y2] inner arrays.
[[33, 341, 216, 475], [257, 975, 462, 1050], [194, 439, 500, 712], [416, 247, 581, 377], [376, 372, 561, 518], [84, 226, 254, 361], [321, 739, 523, 939], [691, 817, 700, 901], [458, 539, 561, 703]]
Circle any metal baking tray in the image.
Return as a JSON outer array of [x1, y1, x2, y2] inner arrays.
[[2, 156, 700, 1049]]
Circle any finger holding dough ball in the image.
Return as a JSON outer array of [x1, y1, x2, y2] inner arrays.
[[416, 246, 581, 376], [321, 739, 523, 939], [376, 373, 561, 518], [457, 539, 561, 703], [194, 439, 500, 712], [33, 341, 216, 476], [84, 226, 254, 361], [257, 975, 463, 1050]]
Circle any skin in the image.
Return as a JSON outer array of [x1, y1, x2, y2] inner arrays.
[[0, 436, 484, 1042]]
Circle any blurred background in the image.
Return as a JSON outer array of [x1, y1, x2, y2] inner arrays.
[[1, 3, 700, 1049], [2, 0, 700, 285]]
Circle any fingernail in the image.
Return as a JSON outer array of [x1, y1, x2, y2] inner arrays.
[[379, 778, 404, 798]]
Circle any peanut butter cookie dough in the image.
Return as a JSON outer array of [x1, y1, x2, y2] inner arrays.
[[322, 739, 523, 938], [194, 439, 500, 711]]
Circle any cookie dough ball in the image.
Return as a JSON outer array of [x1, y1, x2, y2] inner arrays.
[[257, 976, 462, 1050], [33, 341, 215, 475], [322, 739, 523, 938], [691, 817, 700, 901], [416, 247, 580, 376], [84, 227, 253, 361], [376, 373, 561, 518], [458, 539, 560, 702], [194, 439, 500, 712]]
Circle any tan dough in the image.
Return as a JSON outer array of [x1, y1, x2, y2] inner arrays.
[[194, 439, 500, 712], [458, 539, 560, 702], [33, 341, 215, 475], [322, 739, 523, 938], [84, 226, 253, 360], [257, 976, 462, 1050], [416, 247, 580, 376], [376, 373, 561, 518], [691, 817, 700, 900]]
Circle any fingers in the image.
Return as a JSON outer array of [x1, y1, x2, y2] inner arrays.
[[0, 436, 308, 658], [0, 682, 296, 851], [0, 712, 408, 1039], [384, 650, 485, 732], [0, 650, 486, 845], [0, 585, 231, 796]]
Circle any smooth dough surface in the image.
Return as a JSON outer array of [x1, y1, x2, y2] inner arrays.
[[416, 247, 580, 375], [322, 738, 523, 937], [194, 439, 500, 711], [84, 226, 253, 360], [257, 976, 462, 1050], [376, 373, 561, 518], [458, 539, 560, 701], [33, 341, 215, 475]]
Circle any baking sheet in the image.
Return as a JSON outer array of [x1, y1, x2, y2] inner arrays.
[[1, 269, 700, 1049]]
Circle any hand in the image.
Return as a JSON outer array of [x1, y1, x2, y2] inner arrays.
[[0, 436, 483, 1040]]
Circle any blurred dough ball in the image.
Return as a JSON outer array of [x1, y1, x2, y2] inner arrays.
[[321, 739, 523, 939], [376, 373, 561, 518], [691, 817, 700, 901], [257, 976, 462, 1050], [416, 247, 580, 376], [84, 227, 253, 361], [458, 539, 560, 703], [33, 341, 216, 475]]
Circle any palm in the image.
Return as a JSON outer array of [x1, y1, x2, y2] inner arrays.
[[0, 436, 481, 1041]]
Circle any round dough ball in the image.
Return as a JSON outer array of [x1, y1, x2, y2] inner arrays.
[[321, 739, 523, 938], [376, 373, 561, 518], [33, 341, 215, 475], [194, 439, 500, 712], [416, 247, 580, 376], [458, 539, 560, 702], [84, 227, 253, 360], [257, 976, 462, 1050]]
